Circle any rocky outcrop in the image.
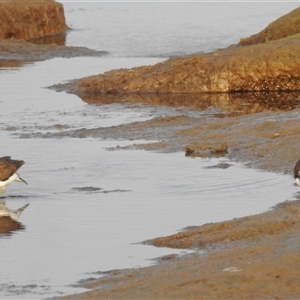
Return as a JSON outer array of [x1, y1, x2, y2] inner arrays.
[[63, 33, 300, 94], [0, 0, 67, 40], [57, 7, 300, 96]]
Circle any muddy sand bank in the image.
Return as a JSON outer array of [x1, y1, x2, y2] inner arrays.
[[36, 91, 300, 175]]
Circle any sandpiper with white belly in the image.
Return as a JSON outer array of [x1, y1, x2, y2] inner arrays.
[[294, 159, 300, 186], [0, 156, 28, 193]]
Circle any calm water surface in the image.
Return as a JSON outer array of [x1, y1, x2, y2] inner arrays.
[[1, 2, 300, 299]]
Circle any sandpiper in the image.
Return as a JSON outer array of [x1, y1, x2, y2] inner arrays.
[[0, 201, 29, 220], [0, 156, 28, 193], [294, 159, 300, 186]]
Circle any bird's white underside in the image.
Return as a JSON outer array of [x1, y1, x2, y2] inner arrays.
[[0, 173, 24, 193]]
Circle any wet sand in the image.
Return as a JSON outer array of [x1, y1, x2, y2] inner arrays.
[[58, 199, 300, 299], [48, 96, 300, 299], [0, 39, 106, 64], [39, 92, 300, 175]]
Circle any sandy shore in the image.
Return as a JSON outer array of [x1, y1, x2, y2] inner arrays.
[[46, 100, 300, 299], [58, 199, 300, 299]]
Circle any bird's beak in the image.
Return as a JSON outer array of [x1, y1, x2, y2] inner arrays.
[[18, 176, 28, 185]]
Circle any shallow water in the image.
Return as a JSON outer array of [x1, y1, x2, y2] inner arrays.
[[0, 136, 298, 299], [63, 2, 300, 57], [1, 2, 300, 299]]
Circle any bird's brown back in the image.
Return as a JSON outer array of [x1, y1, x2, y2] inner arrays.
[[294, 159, 300, 178], [0, 156, 25, 181]]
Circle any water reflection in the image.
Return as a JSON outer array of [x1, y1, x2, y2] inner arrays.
[[0, 216, 26, 237], [0, 60, 25, 69], [77, 91, 300, 116], [27, 32, 67, 46], [0, 202, 29, 236], [0, 201, 29, 220], [71, 186, 131, 194]]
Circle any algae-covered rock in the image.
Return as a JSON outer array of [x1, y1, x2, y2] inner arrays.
[[0, 0, 67, 40], [64, 33, 300, 94], [55, 6, 300, 95]]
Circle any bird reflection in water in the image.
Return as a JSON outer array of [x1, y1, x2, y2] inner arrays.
[[0, 201, 29, 236]]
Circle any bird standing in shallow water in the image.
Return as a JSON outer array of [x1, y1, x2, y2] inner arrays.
[[0, 156, 27, 193], [294, 159, 300, 186]]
